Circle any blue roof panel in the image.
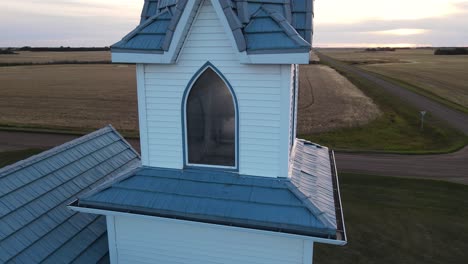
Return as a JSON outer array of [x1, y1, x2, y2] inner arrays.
[[0, 126, 141, 264], [77, 139, 342, 239], [112, 0, 312, 54]]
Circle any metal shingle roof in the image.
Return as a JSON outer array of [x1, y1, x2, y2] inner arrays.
[[0, 126, 141, 264], [112, 0, 312, 54], [76, 139, 343, 239]]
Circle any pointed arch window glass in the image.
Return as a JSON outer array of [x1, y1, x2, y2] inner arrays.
[[186, 68, 236, 167]]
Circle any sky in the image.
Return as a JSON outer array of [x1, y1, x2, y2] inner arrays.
[[1, 0, 467, 48]]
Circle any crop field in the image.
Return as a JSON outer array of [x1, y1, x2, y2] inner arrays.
[[0, 51, 379, 136], [0, 51, 111, 64], [0, 64, 138, 133], [298, 64, 381, 134], [318, 48, 468, 112]]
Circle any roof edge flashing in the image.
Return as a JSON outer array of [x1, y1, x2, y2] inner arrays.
[[69, 205, 347, 246], [71, 201, 337, 239]]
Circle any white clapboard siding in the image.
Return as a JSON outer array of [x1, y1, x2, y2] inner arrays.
[[140, 0, 291, 177], [114, 215, 306, 264]]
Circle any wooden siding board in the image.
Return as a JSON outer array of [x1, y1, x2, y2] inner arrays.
[[143, 0, 289, 176], [114, 215, 304, 264]]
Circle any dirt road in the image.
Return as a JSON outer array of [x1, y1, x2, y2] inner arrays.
[[335, 149, 468, 185], [1, 130, 466, 184], [318, 53, 468, 135], [0, 130, 140, 152]]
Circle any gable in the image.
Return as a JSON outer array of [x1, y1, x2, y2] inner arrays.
[[111, 0, 312, 64], [178, 0, 239, 62]]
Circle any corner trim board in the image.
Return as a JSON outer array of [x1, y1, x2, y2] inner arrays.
[[106, 216, 118, 264], [136, 64, 149, 165]]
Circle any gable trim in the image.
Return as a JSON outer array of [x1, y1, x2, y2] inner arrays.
[[113, 0, 202, 64]]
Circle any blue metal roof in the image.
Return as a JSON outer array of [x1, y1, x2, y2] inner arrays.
[[244, 6, 310, 52], [75, 139, 344, 240], [0, 126, 141, 264], [112, 0, 312, 54]]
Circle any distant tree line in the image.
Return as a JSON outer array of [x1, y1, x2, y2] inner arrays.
[[0, 48, 18, 54], [434, 48, 468, 55], [17, 46, 110, 52], [0, 61, 111, 67], [365, 47, 396, 52]]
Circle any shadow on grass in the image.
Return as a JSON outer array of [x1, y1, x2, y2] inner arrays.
[[315, 173, 468, 264]]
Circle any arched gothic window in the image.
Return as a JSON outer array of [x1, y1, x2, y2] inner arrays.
[[185, 68, 236, 167]]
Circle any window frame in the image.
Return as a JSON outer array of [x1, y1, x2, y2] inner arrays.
[[182, 62, 239, 171]]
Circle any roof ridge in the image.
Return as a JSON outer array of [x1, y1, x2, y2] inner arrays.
[[284, 181, 336, 229], [121, 8, 174, 43], [76, 166, 142, 203], [0, 125, 116, 177], [259, 5, 310, 47]]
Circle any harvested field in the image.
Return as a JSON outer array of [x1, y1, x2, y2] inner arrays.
[[298, 64, 381, 134], [0, 50, 380, 137], [0, 51, 111, 64], [319, 48, 468, 111], [0, 64, 138, 132]]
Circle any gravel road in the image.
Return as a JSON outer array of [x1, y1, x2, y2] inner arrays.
[[0, 130, 466, 185], [335, 149, 468, 185], [1, 54, 466, 184], [318, 54, 468, 135]]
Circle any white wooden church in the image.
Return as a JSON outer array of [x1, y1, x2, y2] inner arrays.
[[0, 0, 346, 263]]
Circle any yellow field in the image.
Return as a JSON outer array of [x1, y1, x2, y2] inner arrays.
[[0, 51, 379, 135], [0, 51, 110, 64], [318, 48, 468, 110], [0, 64, 138, 132], [298, 64, 381, 134]]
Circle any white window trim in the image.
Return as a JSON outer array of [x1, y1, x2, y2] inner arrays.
[[183, 65, 239, 171]]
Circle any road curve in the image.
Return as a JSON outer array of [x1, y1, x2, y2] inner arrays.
[[318, 53, 468, 135], [1, 130, 466, 185]]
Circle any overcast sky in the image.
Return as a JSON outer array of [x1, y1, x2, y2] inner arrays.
[[1, 0, 467, 47]]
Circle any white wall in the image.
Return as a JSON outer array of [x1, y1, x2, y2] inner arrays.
[[138, 0, 293, 177], [110, 215, 312, 264]]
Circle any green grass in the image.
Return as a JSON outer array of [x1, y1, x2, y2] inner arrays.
[[315, 173, 468, 264], [303, 54, 467, 154], [0, 149, 45, 168]]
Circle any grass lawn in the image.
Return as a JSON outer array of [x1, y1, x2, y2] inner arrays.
[[315, 173, 468, 264], [0, 149, 45, 168], [303, 53, 467, 154]]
